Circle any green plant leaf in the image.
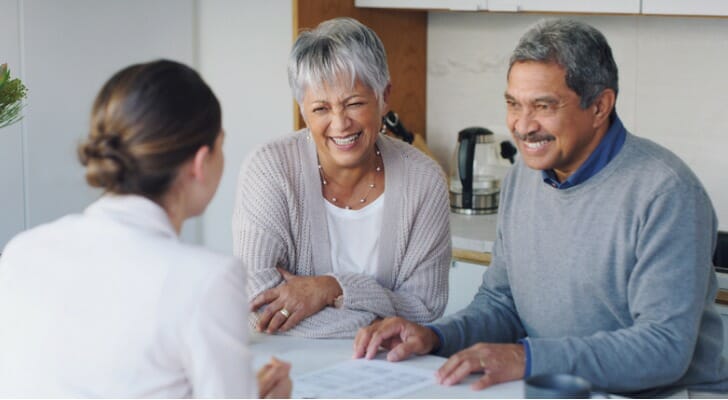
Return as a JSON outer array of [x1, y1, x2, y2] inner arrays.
[[0, 63, 28, 129]]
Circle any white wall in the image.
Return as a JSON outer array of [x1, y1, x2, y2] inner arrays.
[[0, 0, 293, 252], [0, 0, 198, 249], [427, 12, 728, 231], [22, 0, 197, 228], [197, 0, 294, 254]]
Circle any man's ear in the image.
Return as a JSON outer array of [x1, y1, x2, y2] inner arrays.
[[593, 89, 616, 127], [190, 145, 211, 183]]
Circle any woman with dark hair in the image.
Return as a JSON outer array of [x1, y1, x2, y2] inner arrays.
[[0, 60, 290, 398]]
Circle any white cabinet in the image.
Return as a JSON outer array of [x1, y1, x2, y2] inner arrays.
[[358, 0, 728, 16], [355, 0, 486, 11], [488, 0, 639, 13], [444, 260, 486, 316], [715, 304, 728, 360], [642, 0, 728, 16], [356, 0, 639, 13]]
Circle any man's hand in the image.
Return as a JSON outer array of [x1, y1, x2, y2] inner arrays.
[[353, 317, 440, 361], [251, 267, 342, 333], [436, 343, 525, 390], [257, 357, 291, 398]]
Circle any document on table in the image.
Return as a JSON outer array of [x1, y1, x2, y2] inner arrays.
[[292, 358, 434, 398]]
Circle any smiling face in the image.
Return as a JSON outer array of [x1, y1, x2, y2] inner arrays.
[[301, 79, 389, 172], [505, 61, 611, 182]]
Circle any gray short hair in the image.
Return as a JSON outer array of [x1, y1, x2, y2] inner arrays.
[[288, 17, 390, 105], [509, 19, 618, 111]]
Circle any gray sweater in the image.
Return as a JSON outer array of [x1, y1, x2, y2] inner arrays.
[[233, 131, 450, 338], [431, 132, 728, 396]]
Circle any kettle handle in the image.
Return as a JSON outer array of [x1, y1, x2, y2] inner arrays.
[[458, 132, 476, 209]]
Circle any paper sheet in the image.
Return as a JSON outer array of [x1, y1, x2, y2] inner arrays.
[[292, 358, 434, 398]]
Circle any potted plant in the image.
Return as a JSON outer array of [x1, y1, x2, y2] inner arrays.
[[0, 63, 28, 129]]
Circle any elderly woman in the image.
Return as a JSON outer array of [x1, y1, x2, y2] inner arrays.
[[233, 17, 450, 338]]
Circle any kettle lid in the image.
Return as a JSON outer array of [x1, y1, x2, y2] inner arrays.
[[458, 126, 494, 143]]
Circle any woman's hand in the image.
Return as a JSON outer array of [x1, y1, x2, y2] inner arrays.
[[257, 357, 292, 398], [251, 267, 342, 333]]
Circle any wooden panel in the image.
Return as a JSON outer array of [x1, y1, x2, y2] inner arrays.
[[717, 289, 728, 306], [451, 248, 491, 266], [294, 0, 427, 137]]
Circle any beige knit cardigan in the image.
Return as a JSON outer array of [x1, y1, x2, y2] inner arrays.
[[232, 130, 450, 338]]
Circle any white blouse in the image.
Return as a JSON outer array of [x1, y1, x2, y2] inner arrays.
[[0, 195, 256, 398], [324, 193, 385, 276]]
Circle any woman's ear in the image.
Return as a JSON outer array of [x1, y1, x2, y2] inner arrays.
[[299, 103, 309, 128], [381, 83, 392, 115], [190, 145, 211, 183]]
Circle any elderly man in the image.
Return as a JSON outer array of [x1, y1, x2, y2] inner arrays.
[[353, 19, 728, 396]]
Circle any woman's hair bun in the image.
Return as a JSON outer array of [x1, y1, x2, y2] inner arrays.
[[78, 133, 137, 192]]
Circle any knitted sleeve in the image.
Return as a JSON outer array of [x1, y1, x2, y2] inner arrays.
[[232, 144, 290, 306]]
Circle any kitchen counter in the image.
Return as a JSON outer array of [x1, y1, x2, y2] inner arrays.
[[450, 212, 497, 266]]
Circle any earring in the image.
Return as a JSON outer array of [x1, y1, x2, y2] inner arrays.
[[379, 124, 387, 135]]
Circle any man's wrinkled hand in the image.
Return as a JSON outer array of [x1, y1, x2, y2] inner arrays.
[[353, 317, 439, 362], [435, 342, 525, 390]]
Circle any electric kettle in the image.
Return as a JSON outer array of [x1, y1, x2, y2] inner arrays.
[[449, 127, 516, 214]]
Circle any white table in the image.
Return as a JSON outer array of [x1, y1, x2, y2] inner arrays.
[[250, 332, 524, 398]]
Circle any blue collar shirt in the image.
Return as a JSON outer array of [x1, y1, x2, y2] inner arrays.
[[541, 115, 627, 189]]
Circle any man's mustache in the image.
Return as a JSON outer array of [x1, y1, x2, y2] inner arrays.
[[512, 130, 554, 142]]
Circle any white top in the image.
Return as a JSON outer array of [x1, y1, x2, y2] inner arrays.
[[0, 195, 256, 398], [324, 193, 385, 276]]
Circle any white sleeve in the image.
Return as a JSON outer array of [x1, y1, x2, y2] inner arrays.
[[180, 259, 257, 398]]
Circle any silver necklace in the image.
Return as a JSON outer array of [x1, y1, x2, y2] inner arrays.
[[318, 148, 382, 210]]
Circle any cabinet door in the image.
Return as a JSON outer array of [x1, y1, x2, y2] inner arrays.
[[445, 260, 487, 316], [357, 0, 640, 13], [642, 0, 728, 16], [495, 0, 640, 13], [715, 304, 728, 360], [355, 0, 486, 10]]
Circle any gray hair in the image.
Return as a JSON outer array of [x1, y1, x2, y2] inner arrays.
[[287, 17, 390, 106], [509, 19, 618, 112]]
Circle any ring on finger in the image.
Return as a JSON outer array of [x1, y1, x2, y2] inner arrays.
[[279, 307, 290, 318], [479, 357, 486, 370]]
